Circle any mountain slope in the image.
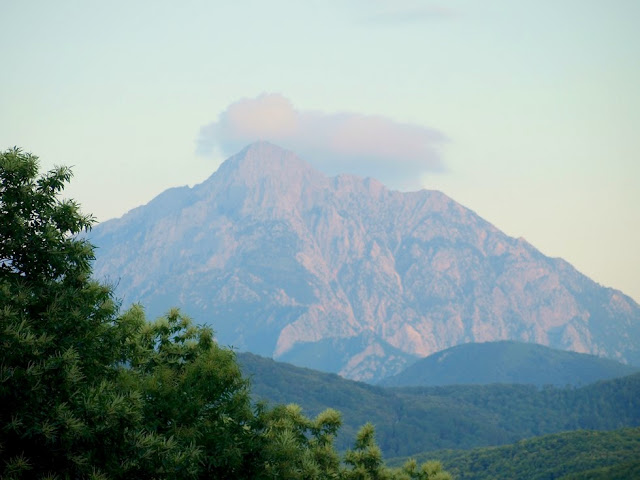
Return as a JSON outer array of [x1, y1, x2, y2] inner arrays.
[[238, 352, 640, 456], [90, 142, 640, 381], [391, 427, 640, 480], [379, 341, 640, 387]]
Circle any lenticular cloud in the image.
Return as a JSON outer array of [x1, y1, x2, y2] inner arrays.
[[197, 93, 446, 189]]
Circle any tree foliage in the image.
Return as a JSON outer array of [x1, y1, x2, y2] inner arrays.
[[0, 148, 449, 479], [1, 148, 132, 477]]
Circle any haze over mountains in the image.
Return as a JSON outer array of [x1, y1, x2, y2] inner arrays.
[[90, 142, 640, 382]]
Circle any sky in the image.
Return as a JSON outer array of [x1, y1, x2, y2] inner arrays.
[[1, 0, 639, 301]]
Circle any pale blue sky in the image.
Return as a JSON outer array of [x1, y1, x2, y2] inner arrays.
[[1, 0, 638, 301]]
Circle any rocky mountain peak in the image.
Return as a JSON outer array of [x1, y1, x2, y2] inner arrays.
[[89, 143, 640, 382], [209, 141, 324, 188], [196, 141, 329, 216]]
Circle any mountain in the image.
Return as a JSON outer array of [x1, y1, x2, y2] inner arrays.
[[378, 341, 640, 387], [238, 351, 640, 456], [89, 141, 640, 382]]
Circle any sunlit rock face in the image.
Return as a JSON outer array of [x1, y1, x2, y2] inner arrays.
[[90, 142, 640, 382]]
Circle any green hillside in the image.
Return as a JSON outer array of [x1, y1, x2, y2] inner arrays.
[[379, 341, 640, 387], [390, 427, 640, 480], [238, 352, 640, 457]]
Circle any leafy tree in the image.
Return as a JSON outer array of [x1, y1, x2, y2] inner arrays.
[[0, 148, 451, 480], [395, 459, 452, 480], [342, 424, 451, 480], [121, 307, 260, 478], [0, 149, 208, 478], [344, 423, 389, 479], [0, 148, 136, 478], [253, 403, 342, 479]]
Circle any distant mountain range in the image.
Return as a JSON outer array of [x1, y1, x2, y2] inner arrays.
[[90, 142, 640, 381], [378, 341, 640, 387]]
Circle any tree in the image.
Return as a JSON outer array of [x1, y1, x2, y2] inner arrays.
[[0, 149, 205, 478], [343, 423, 389, 480], [0, 148, 302, 478], [395, 459, 452, 480], [342, 424, 452, 480], [0, 147, 135, 478], [0, 148, 452, 479], [254, 403, 343, 479], [120, 307, 260, 478]]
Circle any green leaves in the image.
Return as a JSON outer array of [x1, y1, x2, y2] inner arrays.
[[0, 148, 451, 480], [256, 403, 343, 479], [0, 148, 94, 283], [1, 148, 130, 478], [344, 423, 387, 480], [396, 460, 452, 480]]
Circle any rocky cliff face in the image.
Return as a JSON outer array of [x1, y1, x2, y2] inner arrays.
[[90, 142, 640, 382]]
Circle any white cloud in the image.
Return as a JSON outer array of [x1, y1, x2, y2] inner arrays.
[[197, 93, 446, 189]]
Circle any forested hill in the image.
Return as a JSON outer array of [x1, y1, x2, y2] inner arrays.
[[378, 340, 640, 387], [390, 427, 640, 480], [238, 352, 640, 457]]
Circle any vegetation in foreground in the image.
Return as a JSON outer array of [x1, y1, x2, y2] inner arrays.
[[0, 147, 450, 479], [389, 427, 640, 480]]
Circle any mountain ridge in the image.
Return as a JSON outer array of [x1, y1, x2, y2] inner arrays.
[[90, 141, 640, 381], [237, 350, 640, 456], [378, 340, 640, 387]]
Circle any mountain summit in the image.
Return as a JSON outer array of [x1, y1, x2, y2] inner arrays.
[[90, 142, 640, 381]]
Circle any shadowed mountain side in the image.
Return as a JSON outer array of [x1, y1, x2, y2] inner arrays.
[[378, 341, 640, 387], [277, 331, 418, 379], [90, 142, 640, 381], [237, 352, 640, 457]]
